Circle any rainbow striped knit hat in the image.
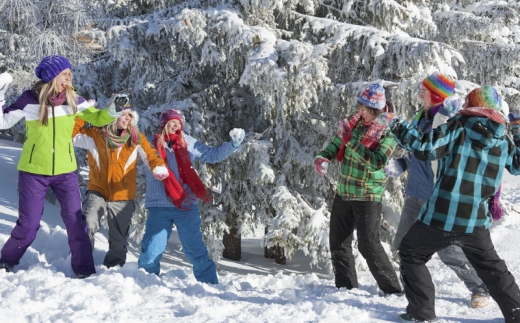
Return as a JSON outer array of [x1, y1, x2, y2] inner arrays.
[[422, 72, 456, 106], [466, 85, 502, 112]]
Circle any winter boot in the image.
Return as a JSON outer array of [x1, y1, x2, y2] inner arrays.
[[399, 313, 436, 322], [471, 293, 490, 308], [0, 262, 12, 272], [76, 273, 91, 279]]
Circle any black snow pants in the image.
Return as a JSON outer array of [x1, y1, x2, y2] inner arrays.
[[329, 195, 402, 294]]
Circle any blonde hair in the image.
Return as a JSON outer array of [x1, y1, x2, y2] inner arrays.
[[34, 74, 78, 126], [104, 110, 140, 145], [156, 120, 186, 148]]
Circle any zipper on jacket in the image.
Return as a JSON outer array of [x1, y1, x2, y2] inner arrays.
[[29, 144, 35, 163], [69, 143, 73, 163], [52, 106, 56, 175]]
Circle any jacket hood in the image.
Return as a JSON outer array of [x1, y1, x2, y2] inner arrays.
[[459, 114, 506, 150]]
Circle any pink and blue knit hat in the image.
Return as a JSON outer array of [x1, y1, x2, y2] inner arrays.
[[358, 83, 386, 110], [159, 109, 184, 129], [422, 72, 456, 105], [466, 85, 502, 112], [35, 55, 72, 83]]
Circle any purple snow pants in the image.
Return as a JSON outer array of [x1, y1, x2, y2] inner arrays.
[[0, 171, 95, 276]]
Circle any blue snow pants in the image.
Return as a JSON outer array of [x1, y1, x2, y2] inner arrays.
[[137, 206, 218, 284]]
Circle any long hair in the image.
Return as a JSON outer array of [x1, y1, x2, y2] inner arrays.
[[156, 121, 186, 148], [34, 74, 78, 126], [103, 110, 140, 146]]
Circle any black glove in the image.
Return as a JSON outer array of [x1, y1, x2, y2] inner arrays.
[[113, 94, 129, 113]]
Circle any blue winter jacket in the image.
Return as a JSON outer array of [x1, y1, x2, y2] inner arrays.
[[401, 109, 435, 200], [145, 132, 237, 208]]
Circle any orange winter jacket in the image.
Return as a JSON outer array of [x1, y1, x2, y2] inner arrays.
[[72, 118, 165, 201]]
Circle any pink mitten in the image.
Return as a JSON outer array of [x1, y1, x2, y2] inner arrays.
[[314, 158, 330, 175]]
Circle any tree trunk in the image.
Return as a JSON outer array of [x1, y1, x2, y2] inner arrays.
[[223, 226, 241, 261], [264, 227, 286, 264]]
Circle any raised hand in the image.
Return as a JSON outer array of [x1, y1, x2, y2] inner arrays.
[[113, 94, 129, 113], [314, 157, 329, 175], [443, 95, 463, 115], [0, 72, 13, 103], [229, 128, 245, 148], [338, 119, 352, 142]]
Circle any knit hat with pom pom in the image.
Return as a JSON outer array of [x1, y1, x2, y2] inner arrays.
[[358, 83, 386, 110]]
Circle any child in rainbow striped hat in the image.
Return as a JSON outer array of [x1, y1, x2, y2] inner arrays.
[[387, 83, 520, 322], [384, 72, 491, 316]]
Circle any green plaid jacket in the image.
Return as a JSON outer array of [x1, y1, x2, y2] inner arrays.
[[316, 122, 397, 202]]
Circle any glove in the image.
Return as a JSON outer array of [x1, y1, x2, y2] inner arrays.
[[0, 72, 13, 103], [443, 95, 463, 115], [315, 157, 329, 175], [229, 128, 245, 148], [384, 159, 403, 177], [338, 119, 352, 142], [488, 185, 504, 221], [152, 166, 169, 181], [114, 94, 129, 113], [107, 94, 129, 117], [375, 112, 397, 126]]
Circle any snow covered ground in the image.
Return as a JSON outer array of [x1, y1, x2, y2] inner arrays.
[[0, 138, 519, 323]]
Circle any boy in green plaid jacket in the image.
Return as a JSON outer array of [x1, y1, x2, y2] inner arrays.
[[315, 83, 401, 295]]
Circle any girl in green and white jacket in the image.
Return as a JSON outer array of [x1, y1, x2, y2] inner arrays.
[[0, 55, 122, 278]]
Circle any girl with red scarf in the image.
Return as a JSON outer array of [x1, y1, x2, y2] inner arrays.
[[138, 109, 244, 283]]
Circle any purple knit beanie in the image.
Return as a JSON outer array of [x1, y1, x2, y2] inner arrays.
[[35, 55, 72, 83], [159, 109, 184, 129]]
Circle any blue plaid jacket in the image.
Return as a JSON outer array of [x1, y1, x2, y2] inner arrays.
[[390, 113, 520, 233]]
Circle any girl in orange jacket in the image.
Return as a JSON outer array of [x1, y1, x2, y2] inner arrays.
[[73, 100, 168, 268]]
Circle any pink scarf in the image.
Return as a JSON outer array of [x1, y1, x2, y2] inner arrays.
[[336, 112, 387, 162], [48, 91, 66, 107], [459, 107, 506, 125]]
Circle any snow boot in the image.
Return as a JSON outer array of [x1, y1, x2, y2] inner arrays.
[[471, 293, 490, 308], [399, 313, 436, 322], [76, 273, 91, 279], [0, 262, 12, 272]]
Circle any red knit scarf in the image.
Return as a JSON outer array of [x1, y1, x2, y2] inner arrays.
[[154, 132, 211, 208], [336, 112, 387, 162]]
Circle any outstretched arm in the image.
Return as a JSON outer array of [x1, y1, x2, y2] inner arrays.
[[0, 73, 25, 129], [76, 94, 129, 127], [389, 117, 458, 161], [187, 133, 238, 164]]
